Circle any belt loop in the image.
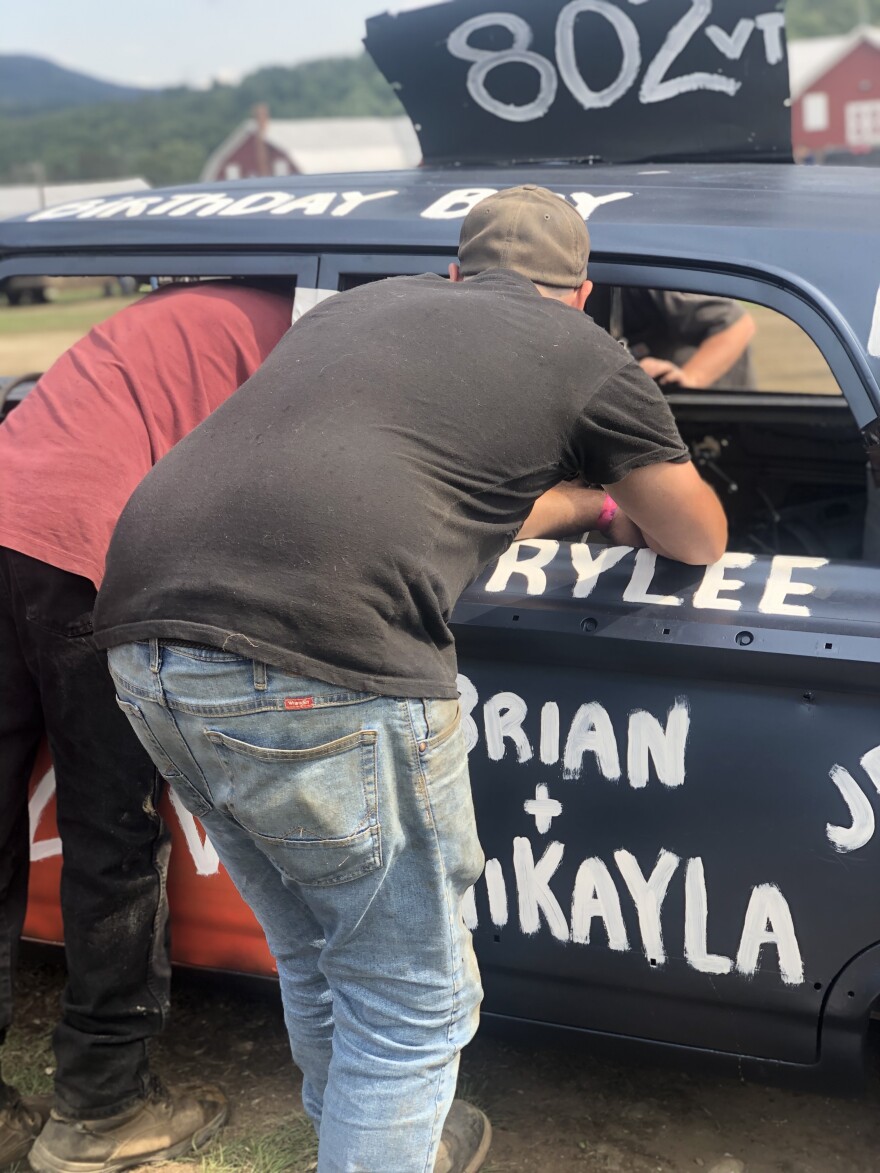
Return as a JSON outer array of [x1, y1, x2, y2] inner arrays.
[[149, 639, 161, 674], [253, 660, 268, 691]]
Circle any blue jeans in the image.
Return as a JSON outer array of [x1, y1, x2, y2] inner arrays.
[[108, 640, 484, 1173]]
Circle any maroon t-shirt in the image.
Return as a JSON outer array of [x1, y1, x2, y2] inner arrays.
[[0, 282, 292, 588]]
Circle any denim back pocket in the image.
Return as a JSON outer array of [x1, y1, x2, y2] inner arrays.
[[205, 727, 381, 887]]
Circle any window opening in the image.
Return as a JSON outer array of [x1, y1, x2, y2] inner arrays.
[[591, 284, 872, 564], [0, 274, 297, 424]]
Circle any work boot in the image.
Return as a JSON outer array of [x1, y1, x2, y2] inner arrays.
[[435, 1100, 492, 1173], [27, 1080, 227, 1173], [0, 1091, 50, 1170]]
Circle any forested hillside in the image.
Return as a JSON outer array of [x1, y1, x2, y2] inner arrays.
[[0, 54, 401, 187], [1, 0, 875, 188], [0, 56, 154, 116]]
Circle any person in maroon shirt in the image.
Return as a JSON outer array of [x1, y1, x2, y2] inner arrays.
[[0, 281, 293, 1172]]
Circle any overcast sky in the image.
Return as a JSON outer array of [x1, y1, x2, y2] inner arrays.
[[4, 0, 440, 89]]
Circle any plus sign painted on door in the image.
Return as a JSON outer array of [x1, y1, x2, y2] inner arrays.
[[524, 784, 563, 834]]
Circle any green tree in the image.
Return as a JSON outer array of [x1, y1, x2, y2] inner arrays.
[[786, 0, 880, 38]]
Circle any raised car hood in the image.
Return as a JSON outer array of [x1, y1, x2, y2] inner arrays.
[[365, 0, 793, 166]]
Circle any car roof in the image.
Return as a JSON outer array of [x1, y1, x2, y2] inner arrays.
[[2, 162, 879, 419], [2, 162, 876, 249]]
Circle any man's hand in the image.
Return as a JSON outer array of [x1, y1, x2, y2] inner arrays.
[[639, 312, 756, 391], [639, 357, 697, 388], [606, 508, 646, 549]]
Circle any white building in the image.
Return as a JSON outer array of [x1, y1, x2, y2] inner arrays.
[[200, 116, 422, 182], [0, 179, 150, 221]]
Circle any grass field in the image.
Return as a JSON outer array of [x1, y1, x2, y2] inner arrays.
[[749, 303, 839, 394], [0, 295, 140, 375]]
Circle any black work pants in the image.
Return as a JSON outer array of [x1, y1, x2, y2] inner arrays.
[[0, 547, 170, 1119]]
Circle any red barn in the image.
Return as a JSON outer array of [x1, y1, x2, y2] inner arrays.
[[789, 27, 880, 162], [201, 112, 422, 182]]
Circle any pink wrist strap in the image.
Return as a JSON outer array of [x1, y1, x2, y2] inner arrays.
[[596, 495, 618, 536]]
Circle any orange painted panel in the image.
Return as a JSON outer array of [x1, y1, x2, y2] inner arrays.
[[25, 756, 277, 979]]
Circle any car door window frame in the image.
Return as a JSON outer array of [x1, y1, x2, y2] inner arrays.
[[317, 253, 453, 291], [588, 262, 877, 434], [0, 253, 319, 292], [317, 253, 875, 434]]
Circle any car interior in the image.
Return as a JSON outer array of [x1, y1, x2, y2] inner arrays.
[[586, 284, 870, 564]]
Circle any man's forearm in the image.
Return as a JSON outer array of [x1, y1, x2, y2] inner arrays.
[[679, 314, 756, 388], [608, 461, 728, 566], [519, 481, 647, 548], [517, 482, 606, 540]]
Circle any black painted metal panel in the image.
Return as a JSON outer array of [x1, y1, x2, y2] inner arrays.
[[454, 543, 880, 1069], [365, 0, 792, 167]]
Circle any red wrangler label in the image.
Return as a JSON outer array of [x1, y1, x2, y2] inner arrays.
[[284, 697, 315, 711]]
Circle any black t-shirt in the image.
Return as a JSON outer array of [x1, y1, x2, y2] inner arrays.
[[95, 271, 689, 699]]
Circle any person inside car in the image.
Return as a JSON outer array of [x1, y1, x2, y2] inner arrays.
[[618, 288, 757, 391], [95, 185, 727, 1173], [0, 280, 294, 1173]]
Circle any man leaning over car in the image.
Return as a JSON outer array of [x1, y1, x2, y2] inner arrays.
[[0, 280, 294, 1172], [94, 185, 727, 1173]]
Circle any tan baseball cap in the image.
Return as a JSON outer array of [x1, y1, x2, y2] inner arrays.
[[458, 185, 590, 288]]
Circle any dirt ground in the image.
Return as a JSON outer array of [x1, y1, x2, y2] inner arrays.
[[0, 294, 139, 375], [9, 949, 880, 1173]]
